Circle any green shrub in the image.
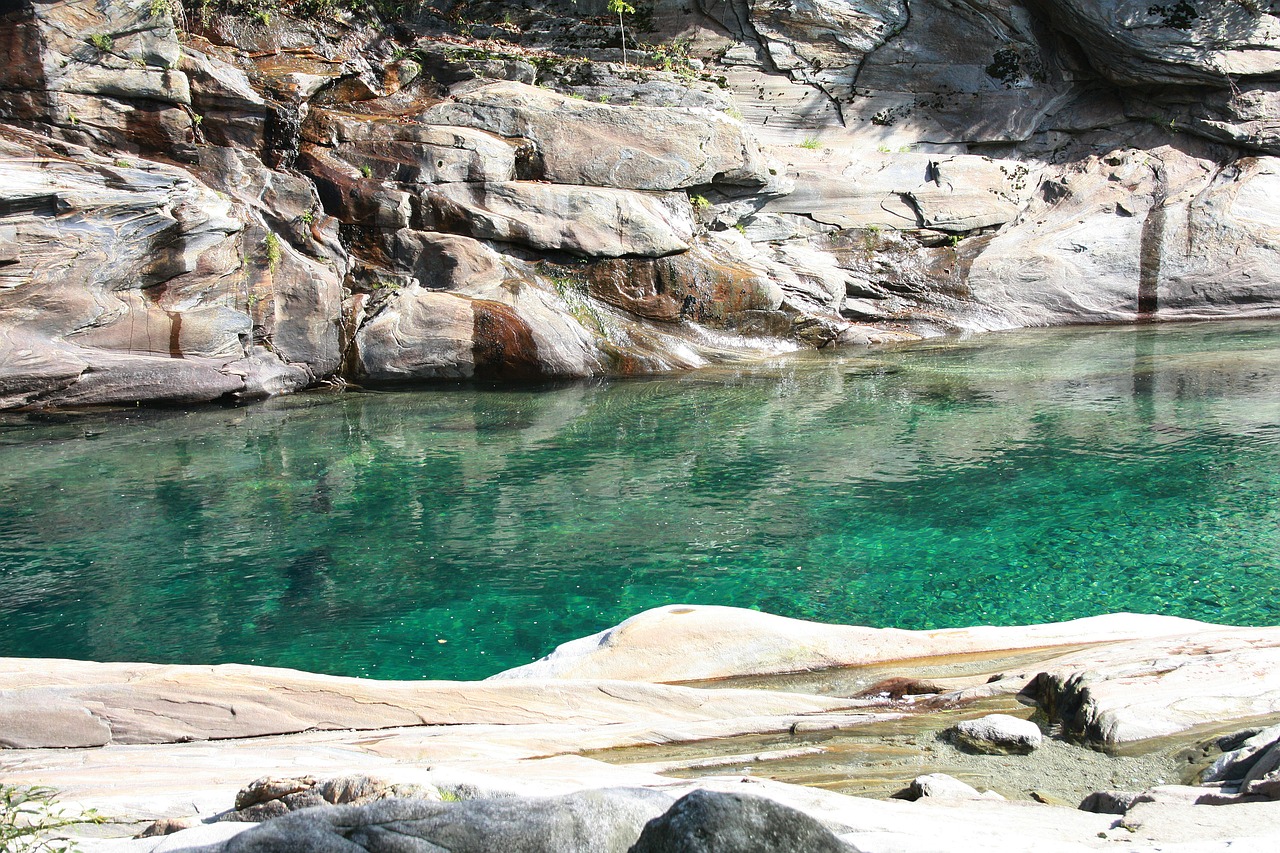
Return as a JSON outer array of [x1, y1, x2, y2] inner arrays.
[[86, 34, 114, 52]]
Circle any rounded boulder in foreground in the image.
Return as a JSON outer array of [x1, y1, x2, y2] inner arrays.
[[947, 714, 1043, 755]]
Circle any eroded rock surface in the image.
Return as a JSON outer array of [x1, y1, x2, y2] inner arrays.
[[1031, 629, 1280, 746], [3, 0, 1280, 406]]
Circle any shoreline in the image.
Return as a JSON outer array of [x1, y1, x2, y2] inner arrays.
[[5, 605, 1280, 851]]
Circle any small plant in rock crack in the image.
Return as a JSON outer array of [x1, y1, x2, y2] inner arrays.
[[610, 0, 637, 68], [87, 33, 114, 52], [264, 231, 282, 272], [2, 783, 107, 853]]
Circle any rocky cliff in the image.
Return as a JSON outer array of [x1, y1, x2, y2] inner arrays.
[[3, 0, 1279, 408]]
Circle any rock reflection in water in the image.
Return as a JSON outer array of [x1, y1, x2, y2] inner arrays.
[[0, 321, 1278, 680]]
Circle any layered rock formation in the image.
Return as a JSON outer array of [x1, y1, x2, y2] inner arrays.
[[3, 0, 1279, 407]]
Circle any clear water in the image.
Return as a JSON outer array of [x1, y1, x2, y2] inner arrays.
[[1, 321, 1278, 681]]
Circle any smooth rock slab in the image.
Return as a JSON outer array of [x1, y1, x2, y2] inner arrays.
[[946, 714, 1042, 755], [629, 789, 852, 853], [0, 656, 863, 747], [491, 604, 1213, 682]]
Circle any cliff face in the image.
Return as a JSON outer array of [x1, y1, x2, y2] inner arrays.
[[2, 0, 1279, 408]]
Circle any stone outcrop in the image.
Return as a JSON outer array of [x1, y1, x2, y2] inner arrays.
[[1030, 628, 1280, 746], [2, 0, 1280, 407]]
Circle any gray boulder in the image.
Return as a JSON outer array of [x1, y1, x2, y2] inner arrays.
[[946, 714, 1042, 755], [1241, 740, 1280, 799], [895, 773, 1003, 801], [198, 788, 674, 853], [628, 789, 852, 853]]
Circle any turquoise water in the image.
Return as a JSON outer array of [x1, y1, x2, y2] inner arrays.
[[1, 321, 1278, 680]]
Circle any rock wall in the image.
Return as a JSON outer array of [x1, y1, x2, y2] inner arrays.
[[2, 0, 1279, 407]]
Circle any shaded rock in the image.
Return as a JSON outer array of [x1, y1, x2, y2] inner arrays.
[[629, 789, 851, 853], [1242, 740, 1280, 799], [1039, 0, 1280, 86], [197, 788, 674, 853], [0, 1, 193, 157], [1203, 725, 1280, 785], [182, 46, 270, 151], [1078, 790, 1143, 815], [945, 714, 1042, 755]]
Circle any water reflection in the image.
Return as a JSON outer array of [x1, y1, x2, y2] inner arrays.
[[1, 321, 1278, 679]]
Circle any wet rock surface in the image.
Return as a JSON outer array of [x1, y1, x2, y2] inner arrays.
[[3, 0, 1280, 407]]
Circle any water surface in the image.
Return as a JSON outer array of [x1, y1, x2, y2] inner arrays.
[[2, 321, 1278, 680]]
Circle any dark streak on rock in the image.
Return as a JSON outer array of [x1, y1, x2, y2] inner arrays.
[[471, 299, 542, 380], [167, 310, 184, 359], [1138, 170, 1167, 320]]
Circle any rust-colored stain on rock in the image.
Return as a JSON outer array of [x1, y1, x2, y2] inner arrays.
[[471, 299, 543, 380]]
